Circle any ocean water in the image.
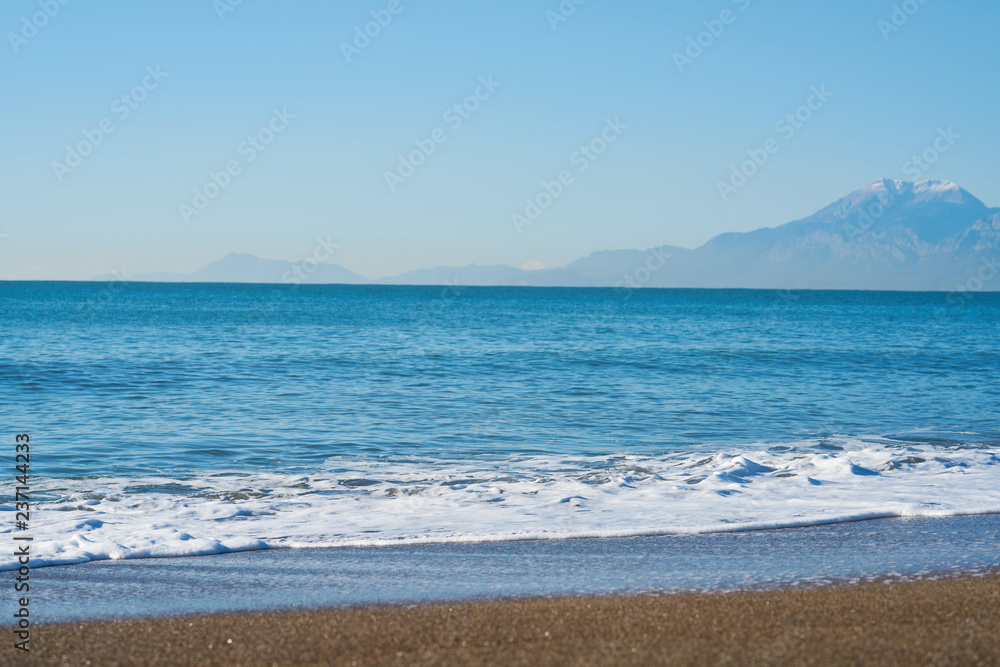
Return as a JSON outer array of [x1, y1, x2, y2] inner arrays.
[[1, 282, 999, 569]]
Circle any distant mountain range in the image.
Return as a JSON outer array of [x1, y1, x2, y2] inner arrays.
[[97, 253, 368, 285], [95, 179, 1000, 291]]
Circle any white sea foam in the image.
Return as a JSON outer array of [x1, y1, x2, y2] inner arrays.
[[4, 440, 1000, 569]]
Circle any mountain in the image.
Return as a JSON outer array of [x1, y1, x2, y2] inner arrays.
[[371, 179, 997, 290], [374, 264, 589, 287], [561, 246, 691, 286], [90, 180, 1000, 290], [638, 179, 1000, 290], [93, 253, 368, 285]]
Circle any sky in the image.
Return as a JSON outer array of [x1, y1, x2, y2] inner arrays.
[[1, 0, 998, 280]]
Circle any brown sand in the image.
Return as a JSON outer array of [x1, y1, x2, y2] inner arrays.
[[17, 575, 1000, 666]]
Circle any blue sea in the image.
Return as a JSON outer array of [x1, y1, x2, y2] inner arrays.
[[2, 282, 999, 569]]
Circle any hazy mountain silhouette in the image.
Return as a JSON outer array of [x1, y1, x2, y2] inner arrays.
[[379, 179, 998, 291], [93, 180, 999, 291], [93, 252, 367, 285]]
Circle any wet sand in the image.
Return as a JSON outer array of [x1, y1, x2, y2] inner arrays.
[[30, 514, 1000, 623], [21, 574, 1000, 666]]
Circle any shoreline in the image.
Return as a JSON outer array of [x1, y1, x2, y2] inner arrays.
[[23, 574, 1000, 665], [24, 513, 1000, 624]]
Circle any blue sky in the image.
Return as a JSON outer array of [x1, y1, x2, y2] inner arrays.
[[1, 0, 998, 279]]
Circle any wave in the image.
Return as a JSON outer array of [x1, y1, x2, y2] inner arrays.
[[4, 439, 1000, 569]]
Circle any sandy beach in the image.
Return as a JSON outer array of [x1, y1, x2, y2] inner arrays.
[[19, 573, 999, 666]]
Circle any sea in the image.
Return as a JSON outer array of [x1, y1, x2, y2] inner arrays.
[[2, 282, 999, 571]]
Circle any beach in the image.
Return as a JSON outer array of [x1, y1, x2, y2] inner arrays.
[[13, 516, 1000, 665], [23, 573, 1000, 666]]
